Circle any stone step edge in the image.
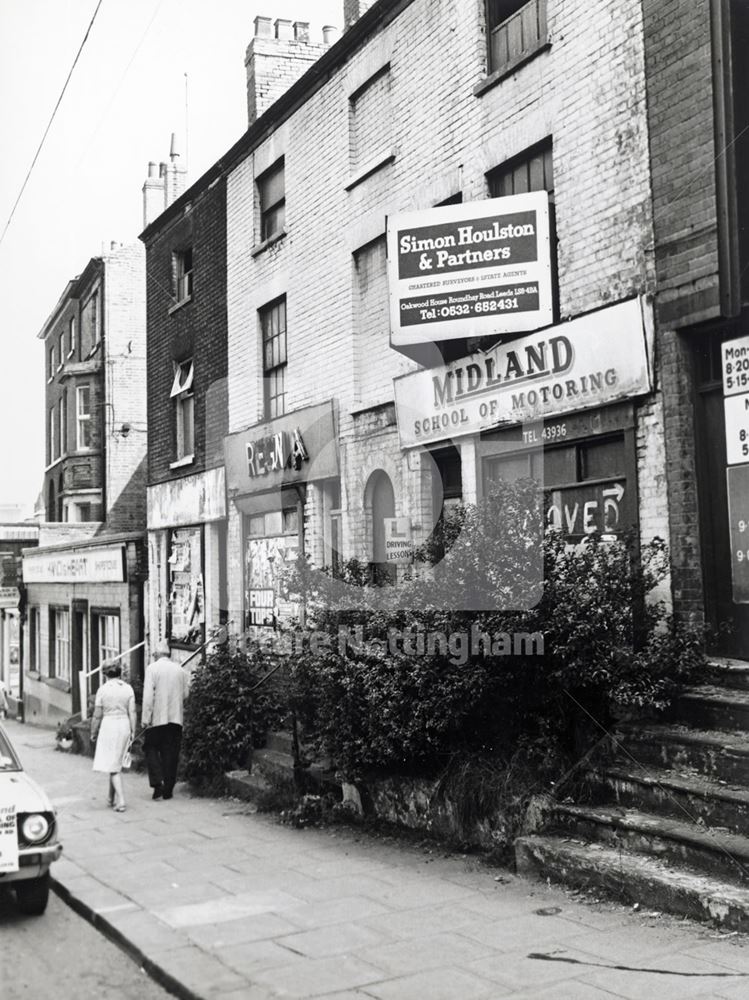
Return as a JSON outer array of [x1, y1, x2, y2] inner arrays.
[[515, 834, 749, 929], [603, 765, 749, 805], [616, 723, 749, 754], [678, 686, 749, 706], [554, 802, 749, 870]]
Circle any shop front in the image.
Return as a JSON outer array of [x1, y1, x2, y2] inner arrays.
[[393, 297, 655, 544], [22, 533, 145, 726], [146, 467, 227, 666], [224, 401, 339, 637]]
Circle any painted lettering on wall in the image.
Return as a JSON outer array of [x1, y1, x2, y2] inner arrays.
[[246, 428, 309, 479]]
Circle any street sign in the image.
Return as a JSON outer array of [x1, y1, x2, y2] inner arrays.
[[384, 517, 414, 563], [724, 394, 749, 465], [727, 464, 749, 604]]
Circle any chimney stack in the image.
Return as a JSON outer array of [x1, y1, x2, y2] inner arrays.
[[245, 14, 338, 127], [343, 0, 377, 30], [141, 135, 188, 228]]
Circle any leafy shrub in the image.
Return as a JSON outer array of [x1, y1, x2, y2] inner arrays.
[[182, 643, 289, 788], [282, 479, 707, 779]]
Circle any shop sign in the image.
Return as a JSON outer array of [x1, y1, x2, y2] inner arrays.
[[387, 193, 552, 346], [724, 394, 749, 466], [0, 805, 18, 873], [225, 401, 338, 497], [393, 297, 653, 449], [23, 543, 125, 583], [147, 467, 226, 530], [727, 464, 749, 604], [248, 588, 275, 627], [547, 482, 627, 538], [0, 587, 19, 608], [384, 518, 414, 563]]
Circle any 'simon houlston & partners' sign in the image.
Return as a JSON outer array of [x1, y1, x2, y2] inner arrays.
[[393, 298, 653, 448], [387, 192, 552, 346]]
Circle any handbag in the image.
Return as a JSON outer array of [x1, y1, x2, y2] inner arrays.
[[122, 738, 133, 770]]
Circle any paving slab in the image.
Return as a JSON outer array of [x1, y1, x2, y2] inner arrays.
[[8, 717, 749, 1000]]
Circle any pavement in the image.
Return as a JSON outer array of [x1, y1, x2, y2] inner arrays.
[[9, 718, 749, 1000]]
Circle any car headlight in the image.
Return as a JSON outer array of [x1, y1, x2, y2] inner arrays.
[[21, 814, 50, 843]]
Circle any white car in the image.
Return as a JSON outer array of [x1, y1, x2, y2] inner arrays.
[[0, 723, 62, 914]]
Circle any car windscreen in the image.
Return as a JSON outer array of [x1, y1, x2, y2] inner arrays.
[[0, 727, 21, 770]]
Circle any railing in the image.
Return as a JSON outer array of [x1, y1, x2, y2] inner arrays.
[[489, 0, 546, 75]]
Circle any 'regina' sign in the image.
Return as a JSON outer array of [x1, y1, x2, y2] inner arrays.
[[393, 298, 654, 449], [387, 192, 553, 346]]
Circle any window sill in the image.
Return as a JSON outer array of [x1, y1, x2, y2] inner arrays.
[[473, 38, 551, 97], [41, 676, 71, 693], [168, 295, 192, 316], [169, 454, 194, 470], [252, 230, 287, 257], [345, 150, 396, 192]]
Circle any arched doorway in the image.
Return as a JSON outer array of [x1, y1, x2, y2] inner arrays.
[[366, 470, 395, 584]]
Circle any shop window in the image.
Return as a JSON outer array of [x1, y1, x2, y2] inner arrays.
[[327, 479, 343, 578], [168, 526, 203, 646], [244, 506, 300, 629], [92, 612, 120, 678], [171, 359, 195, 462], [258, 158, 285, 242], [76, 385, 92, 450], [486, 0, 548, 77], [50, 608, 71, 683], [261, 297, 287, 419], [174, 247, 193, 304]]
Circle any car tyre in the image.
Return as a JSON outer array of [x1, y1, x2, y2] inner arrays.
[[15, 873, 50, 915]]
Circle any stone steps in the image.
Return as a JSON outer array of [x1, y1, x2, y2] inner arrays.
[[615, 723, 749, 785], [553, 802, 749, 883], [515, 834, 749, 931], [515, 662, 749, 927]]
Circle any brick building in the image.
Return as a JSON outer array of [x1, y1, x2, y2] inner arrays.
[[142, 0, 749, 658], [140, 145, 229, 663], [23, 242, 148, 725]]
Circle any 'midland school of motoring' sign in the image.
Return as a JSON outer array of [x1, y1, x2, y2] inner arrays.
[[387, 192, 553, 346], [393, 297, 653, 449]]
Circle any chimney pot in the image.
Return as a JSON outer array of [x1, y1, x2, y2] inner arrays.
[[322, 25, 339, 44], [148, 161, 157, 177], [293, 21, 310, 42], [254, 15, 272, 37], [159, 162, 167, 177], [275, 18, 292, 40]]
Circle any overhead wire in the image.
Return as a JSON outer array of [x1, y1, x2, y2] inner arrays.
[[0, 0, 105, 250]]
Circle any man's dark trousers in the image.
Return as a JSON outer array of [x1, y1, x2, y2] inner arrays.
[[144, 724, 182, 796]]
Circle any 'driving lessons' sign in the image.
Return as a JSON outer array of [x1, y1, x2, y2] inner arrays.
[[387, 193, 552, 346], [0, 804, 18, 873]]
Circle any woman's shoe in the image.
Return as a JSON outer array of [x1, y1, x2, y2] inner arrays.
[[114, 804, 126, 812]]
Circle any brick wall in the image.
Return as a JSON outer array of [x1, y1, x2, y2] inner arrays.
[[102, 242, 148, 532], [144, 177, 228, 486], [224, 0, 666, 599]]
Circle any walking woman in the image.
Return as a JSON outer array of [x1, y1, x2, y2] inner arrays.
[[90, 662, 136, 812]]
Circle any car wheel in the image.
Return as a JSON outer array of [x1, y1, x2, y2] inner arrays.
[[15, 873, 50, 915]]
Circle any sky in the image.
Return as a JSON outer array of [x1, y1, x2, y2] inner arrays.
[[0, 0, 343, 516]]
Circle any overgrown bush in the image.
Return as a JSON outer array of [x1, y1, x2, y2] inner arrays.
[[182, 643, 289, 789], [281, 479, 707, 780]]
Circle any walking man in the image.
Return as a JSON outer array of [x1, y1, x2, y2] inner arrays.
[[142, 642, 189, 800]]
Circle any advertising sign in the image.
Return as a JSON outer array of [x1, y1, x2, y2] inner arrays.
[[727, 464, 749, 604], [393, 297, 653, 449], [23, 543, 125, 584], [724, 394, 749, 466], [384, 517, 414, 563], [387, 193, 553, 346], [0, 804, 18, 874], [547, 481, 627, 539], [0, 587, 19, 608]]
